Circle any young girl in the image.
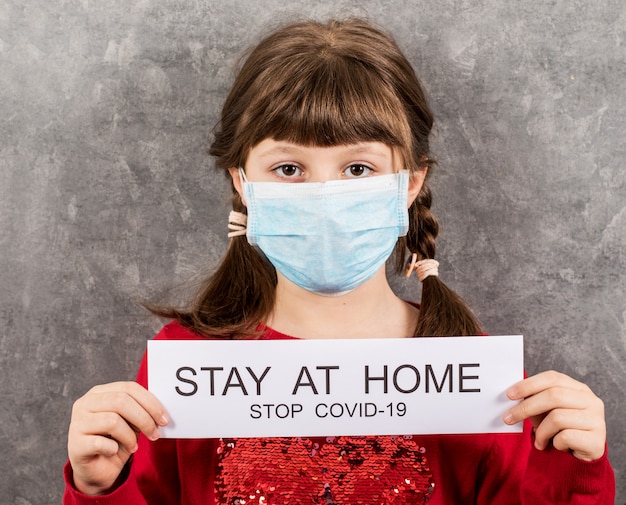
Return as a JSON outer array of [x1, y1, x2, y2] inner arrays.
[[64, 18, 614, 504]]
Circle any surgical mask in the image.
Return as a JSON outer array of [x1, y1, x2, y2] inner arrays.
[[241, 170, 409, 296]]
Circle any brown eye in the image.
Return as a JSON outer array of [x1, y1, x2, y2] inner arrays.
[[273, 164, 302, 178], [344, 164, 372, 178]]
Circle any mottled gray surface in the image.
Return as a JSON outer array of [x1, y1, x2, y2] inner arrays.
[[1, 0, 624, 503]]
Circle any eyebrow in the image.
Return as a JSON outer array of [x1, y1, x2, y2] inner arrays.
[[256, 145, 302, 157], [345, 145, 388, 155]]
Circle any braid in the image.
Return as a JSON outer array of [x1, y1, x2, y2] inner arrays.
[[407, 184, 437, 261], [398, 183, 483, 337]]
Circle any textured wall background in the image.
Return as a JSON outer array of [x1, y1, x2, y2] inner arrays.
[[1, 0, 624, 503]]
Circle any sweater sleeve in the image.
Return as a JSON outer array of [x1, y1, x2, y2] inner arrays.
[[520, 436, 615, 504], [63, 458, 147, 505]]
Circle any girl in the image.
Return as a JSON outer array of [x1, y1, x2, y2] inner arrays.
[[64, 18, 614, 504]]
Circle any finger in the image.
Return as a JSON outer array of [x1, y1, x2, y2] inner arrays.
[[84, 391, 162, 443], [68, 408, 140, 464], [75, 410, 142, 453], [533, 407, 597, 450], [71, 433, 121, 460], [506, 370, 589, 400], [84, 382, 169, 433], [83, 433, 124, 459], [552, 429, 606, 461], [90, 382, 170, 427], [503, 387, 590, 425]]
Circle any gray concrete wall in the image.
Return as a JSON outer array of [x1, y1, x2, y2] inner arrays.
[[1, 0, 624, 503]]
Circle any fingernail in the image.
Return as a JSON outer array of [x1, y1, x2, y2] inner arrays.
[[159, 414, 169, 426], [149, 428, 161, 441], [503, 412, 514, 425], [506, 386, 517, 399]]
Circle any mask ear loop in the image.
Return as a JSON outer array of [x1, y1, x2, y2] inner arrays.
[[405, 253, 418, 277], [227, 168, 248, 238], [237, 167, 249, 206]]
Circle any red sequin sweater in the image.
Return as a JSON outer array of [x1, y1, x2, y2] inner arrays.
[[63, 321, 615, 504]]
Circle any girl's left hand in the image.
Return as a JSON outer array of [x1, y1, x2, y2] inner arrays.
[[503, 370, 606, 461]]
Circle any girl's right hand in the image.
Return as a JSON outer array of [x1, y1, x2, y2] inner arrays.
[[67, 381, 169, 495]]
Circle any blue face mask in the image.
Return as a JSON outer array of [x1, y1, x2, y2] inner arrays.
[[242, 171, 409, 296]]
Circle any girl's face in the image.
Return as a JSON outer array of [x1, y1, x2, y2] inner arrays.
[[229, 139, 426, 205]]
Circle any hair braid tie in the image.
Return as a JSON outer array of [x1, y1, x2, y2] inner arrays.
[[405, 253, 439, 282], [227, 211, 247, 238]]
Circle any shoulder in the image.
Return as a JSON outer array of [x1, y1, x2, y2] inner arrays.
[[152, 320, 277, 341]]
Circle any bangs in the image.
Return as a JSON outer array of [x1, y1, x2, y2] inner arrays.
[[239, 55, 411, 153]]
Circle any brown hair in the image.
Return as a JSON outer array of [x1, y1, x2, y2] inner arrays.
[[149, 18, 482, 338]]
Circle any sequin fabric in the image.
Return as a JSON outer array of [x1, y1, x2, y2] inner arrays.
[[215, 435, 434, 504]]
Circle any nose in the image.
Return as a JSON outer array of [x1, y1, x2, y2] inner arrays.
[[306, 164, 340, 183]]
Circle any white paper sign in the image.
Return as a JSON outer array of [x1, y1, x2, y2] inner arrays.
[[148, 336, 523, 438]]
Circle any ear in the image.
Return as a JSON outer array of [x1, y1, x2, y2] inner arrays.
[[228, 167, 247, 206], [407, 167, 427, 207]]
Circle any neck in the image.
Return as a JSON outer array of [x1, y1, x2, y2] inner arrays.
[[266, 268, 419, 339]]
